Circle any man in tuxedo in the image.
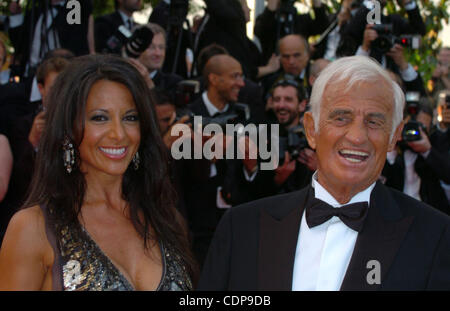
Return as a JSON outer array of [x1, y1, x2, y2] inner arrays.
[[198, 55, 450, 290], [95, 0, 141, 54]]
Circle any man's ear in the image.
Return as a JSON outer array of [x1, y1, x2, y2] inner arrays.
[[303, 111, 317, 150], [37, 83, 45, 98], [388, 121, 404, 152], [209, 73, 219, 88], [298, 99, 307, 113]]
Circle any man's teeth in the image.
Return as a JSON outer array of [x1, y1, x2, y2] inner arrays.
[[100, 147, 125, 155], [340, 150, 369, 157]]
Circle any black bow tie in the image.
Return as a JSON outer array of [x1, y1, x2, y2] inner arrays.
[[305, 190, 369, 232]]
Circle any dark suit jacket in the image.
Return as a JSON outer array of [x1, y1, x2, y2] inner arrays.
[[94, 11, 125, 54], [9, 1, 92, 70], [382, 147, 450, 214], [254, 6, 329, 64], [198, 182, 450, 290]]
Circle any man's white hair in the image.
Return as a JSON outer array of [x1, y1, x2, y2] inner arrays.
[[309, 56, 405, 141]]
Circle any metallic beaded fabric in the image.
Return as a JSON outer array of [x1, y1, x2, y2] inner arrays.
[[58, 224, 192, 291]]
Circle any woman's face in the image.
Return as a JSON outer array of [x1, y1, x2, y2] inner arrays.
[[78, 80, 141, 177]]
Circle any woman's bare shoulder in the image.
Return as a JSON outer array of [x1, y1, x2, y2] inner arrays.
[[0, 205, 54, 290]]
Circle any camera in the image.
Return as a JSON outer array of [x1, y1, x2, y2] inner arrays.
[[279, 125, 309, 162], [174, 103, 251, 130], [371, 24, 421, 54], [175, 80, 200, 108], [401, 91, 422, 142], [106, 25, 154, 58]]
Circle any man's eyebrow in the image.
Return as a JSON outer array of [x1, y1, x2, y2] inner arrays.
[[328, 109, 352, 119], [366, 112, 386, 121]]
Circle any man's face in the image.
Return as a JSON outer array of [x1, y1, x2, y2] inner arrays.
[[304, 81, 402, 201], [213, 60, 245, 103], [119, 0, 142, 13], [138, 33, 166, 72], [38, 71, 60, 109], [155, 103, 175, 135], [279, 37, 309, 77], [272, 85, 302, 128]]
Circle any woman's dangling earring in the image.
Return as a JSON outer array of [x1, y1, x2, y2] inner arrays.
[[62, 136, 75, 174], [132, 152, 140, 170]]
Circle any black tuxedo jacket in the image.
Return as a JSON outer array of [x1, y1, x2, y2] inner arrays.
[[198, 182, 450, 290]]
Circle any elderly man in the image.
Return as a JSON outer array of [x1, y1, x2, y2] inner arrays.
[[198, 56, 450, 290]]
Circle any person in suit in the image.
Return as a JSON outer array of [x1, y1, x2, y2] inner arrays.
[[198, 55, 450, 291], [254, 0, 329, 65], [94, 0, 142, 54], [135, 23, 183, 96], [185, 54, 268, 267], [8, 0, 93, 74], [382, 101, 450, 214], [260, 34, 312, 100]]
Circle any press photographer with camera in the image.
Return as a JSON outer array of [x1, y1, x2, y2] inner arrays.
[[95, 0, 142, 55], [382, 97, 450, 214], [265, 79, 317, 195], [254, 0, 329, 65], [185, 54, 268, 267], [431, 47, 450, 98], [345, 0, 425, 64], [358, 27, 426, 95]]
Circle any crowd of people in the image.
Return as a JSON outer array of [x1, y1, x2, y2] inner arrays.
[[0, 0, 449, 291]]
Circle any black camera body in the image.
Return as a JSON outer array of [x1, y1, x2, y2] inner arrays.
[[371, 24, 421, 54], [174, 103, 251, 131], [279, 125, 309, 162], [106, 25, 154, 58], [401, 91, 422, 142]]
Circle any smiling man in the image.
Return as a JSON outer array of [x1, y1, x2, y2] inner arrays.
[[198, 56, 450, 291]]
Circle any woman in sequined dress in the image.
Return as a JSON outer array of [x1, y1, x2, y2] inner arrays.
[[0, 55, 198, 290]]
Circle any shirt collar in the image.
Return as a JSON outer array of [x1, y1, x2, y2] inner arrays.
[[118, 10, 133, 25], [149, 70, 157, 79], [311, 171, 375, 207], [202, 91, 229, 116]]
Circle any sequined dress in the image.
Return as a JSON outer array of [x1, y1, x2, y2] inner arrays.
[[41, 206, 192, 291]]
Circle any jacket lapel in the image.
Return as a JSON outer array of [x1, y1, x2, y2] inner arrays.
[[340, 182, 414, 290], [257, 187, 310, 290]]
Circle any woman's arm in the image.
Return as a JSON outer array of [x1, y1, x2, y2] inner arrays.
[[0, 206, 52, 290], [0, 135, 13, 202]]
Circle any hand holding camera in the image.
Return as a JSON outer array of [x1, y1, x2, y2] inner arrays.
[[406, 126, 431, 154]]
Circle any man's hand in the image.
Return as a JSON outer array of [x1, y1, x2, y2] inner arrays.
[[297, 148, 318, 171], [407, 127, 431, 154], [127, 58, 155, 90], [362, 24, 378, 52], [274, 152, 296, 186], [163, 115, 191, 150], [238, 136, 258, 175], [28, 111, 46, 149], [386, 44, 409, 71]]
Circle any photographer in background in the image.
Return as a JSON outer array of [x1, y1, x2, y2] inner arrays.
[[95, 0, 142, 55], [254, 0, 329, 65], [358, 38, 426, 95], [432, 91, 450, 204], [8, 0, 94, 76], [134, 23, 183, 95], [431, 47, 450, 98], [267, 80, 317, 195], [382, 98, 450, 214]]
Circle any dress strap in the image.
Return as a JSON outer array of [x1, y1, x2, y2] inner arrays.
[[39, 205, 63, 290]]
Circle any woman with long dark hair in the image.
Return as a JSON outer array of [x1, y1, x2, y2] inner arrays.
[[0, 55, 197, 290]]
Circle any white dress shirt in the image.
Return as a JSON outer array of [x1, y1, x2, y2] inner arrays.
[[292, 172, 375, 291]]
